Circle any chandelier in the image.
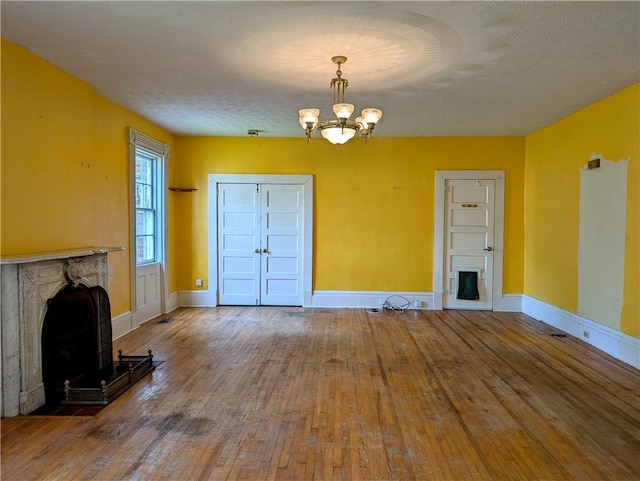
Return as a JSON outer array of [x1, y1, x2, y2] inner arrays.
[[298, 56, 383, 145]]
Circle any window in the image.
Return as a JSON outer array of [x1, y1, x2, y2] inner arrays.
[[135, 150, 157, 264], [129, 128, 168, 323], [128, 128, 168, 268]]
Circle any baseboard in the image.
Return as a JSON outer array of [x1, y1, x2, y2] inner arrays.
[[311, 290, 435, 310], [166, 291, 180, 312], [522, 295, 639, 369], [178, 289, 217, 307], [496, 294, 522, 312], [112, 311, 133, 340]]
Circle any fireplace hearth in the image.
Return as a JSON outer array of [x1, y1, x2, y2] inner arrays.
[[62, 349, 156, 406]]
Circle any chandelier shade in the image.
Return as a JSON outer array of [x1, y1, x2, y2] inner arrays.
[[333, 103, 355, 119], [319, 123, 358, 144], [299, 56, 382, 145], [298, 108, 319, 129]]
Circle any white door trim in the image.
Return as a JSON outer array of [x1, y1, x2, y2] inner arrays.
[[208, 174, 313, 307], [434, 170, 505, 310]]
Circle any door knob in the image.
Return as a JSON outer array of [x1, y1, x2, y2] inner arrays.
[[484, 247, 493, 251], [255, 249, 261, 254], [262, 248, 269, 253]]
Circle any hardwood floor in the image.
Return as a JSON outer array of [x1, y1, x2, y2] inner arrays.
[[2, 307, 639, 480]]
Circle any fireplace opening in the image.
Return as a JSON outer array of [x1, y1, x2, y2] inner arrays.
[[39, 279, 156, 410], [42, 284, 114, 405]]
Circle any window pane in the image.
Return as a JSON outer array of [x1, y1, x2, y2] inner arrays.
[[145, 210, 154, 235], [136, 235, 155, 264], [135, 154, 153, 184], [136, 210, 144, 234], [135, 183, 152, 209], [136, 209, 155, 236], [143, 236, 155, 263]]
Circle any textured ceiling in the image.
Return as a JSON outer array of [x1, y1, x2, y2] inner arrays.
[[2, 1, 638, 138]]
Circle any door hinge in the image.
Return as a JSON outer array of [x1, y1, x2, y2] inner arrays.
[[256, 184, 260, 194]]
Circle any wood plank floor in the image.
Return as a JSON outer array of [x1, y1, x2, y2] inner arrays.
[[2, 307, 639, 480]]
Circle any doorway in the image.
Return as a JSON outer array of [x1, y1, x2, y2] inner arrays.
[[208, 174, 313, 306], [433, 171, 505, 310]]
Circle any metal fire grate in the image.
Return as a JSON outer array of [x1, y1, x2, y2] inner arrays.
[[62, 350, 156, 406]]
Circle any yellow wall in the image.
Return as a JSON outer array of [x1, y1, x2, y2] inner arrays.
[[1, 39, 175, 315], [173, 136, 525, 295], [525, 84, 639, 336], [0, 41, 527, 314], [6, 36, 635, 340]]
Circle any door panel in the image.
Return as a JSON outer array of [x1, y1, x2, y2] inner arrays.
[[444, 179, 494, 310], [135, 262, 161, 325], [218, 184, 261, 305], [260, 184, 303, 306]]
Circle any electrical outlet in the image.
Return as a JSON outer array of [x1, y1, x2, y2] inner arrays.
[[583, 330, 590, 339], [195, 279, 203, 287], [413, 300, 422, 308]]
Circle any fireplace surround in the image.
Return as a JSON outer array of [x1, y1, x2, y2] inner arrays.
[[0, 247, 122, 417]]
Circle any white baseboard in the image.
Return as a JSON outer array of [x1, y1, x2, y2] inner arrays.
[[496, 294, 523, 312], [166, 291, 180, 312], [178, 289, 217, 307], [112, 293, 180, 341], [311, 290, 435, 309], [522, 295, 639, 369], [309, 291, 520, 311], [112, 310, 133, 340]]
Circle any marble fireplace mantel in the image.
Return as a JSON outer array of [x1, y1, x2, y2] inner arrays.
[[0, 247, 124, 265], [1, 246, 123, 417]]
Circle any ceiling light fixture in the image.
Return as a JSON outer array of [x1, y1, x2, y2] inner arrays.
[[299, 56, 382, 145]]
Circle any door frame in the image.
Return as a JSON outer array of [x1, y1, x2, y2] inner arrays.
[[208, 174, 313, 307], [433, 170, 505, 310], [128, 128, 170, 326]]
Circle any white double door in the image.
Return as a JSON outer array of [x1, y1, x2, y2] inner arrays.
[[217, 183, 304, 306], [444, 179, 495, 309]]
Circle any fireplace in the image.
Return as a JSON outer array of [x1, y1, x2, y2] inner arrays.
[[42, 284, 114, 405], [0, 247, 123, 416]]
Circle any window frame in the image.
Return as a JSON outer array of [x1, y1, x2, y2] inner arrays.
[[128, 128, 169, 316], [134, 149, 159, 265]]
